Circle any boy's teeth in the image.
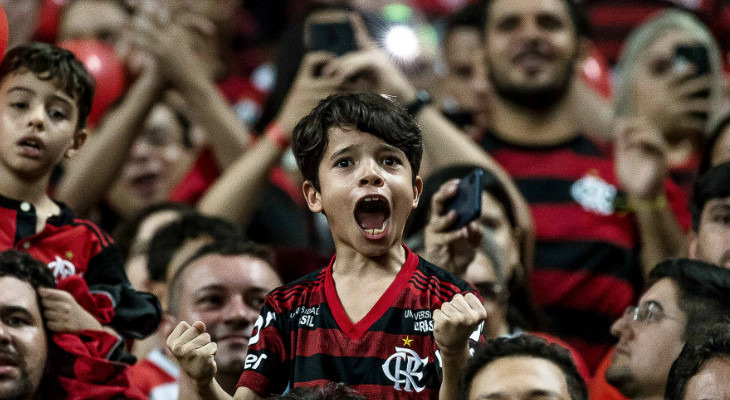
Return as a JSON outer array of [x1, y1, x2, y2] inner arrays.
[[365, 228, 384, 235]]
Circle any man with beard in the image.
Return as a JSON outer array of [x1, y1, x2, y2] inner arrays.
[[131, 239, 282, 398], [0, 250, 54, 400], [605, 259, 730, 400], [689, 161, 730, 268], [475, 0, 689, 370]]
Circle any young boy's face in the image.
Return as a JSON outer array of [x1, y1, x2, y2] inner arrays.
[[303, 126, 422, 257], [0, 71, 86, 181]]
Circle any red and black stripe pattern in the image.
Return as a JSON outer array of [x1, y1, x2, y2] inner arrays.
[[237, 247, 481, 399], [480, 132, 689, 370]]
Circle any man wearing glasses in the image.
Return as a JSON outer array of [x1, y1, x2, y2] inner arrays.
[[605, 258, 730, 400]]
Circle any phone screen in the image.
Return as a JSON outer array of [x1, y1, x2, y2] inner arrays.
[[308, 21, 358, 56], [444, 169, 483, 231]]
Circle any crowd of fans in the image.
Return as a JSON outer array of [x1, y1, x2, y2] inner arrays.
[[1, 0, 730, 399]]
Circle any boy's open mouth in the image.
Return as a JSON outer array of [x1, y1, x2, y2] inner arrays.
[[354, 195, 391, 238], [17, 137, 43, 156]]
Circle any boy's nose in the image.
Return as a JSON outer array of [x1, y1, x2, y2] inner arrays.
[[27, 105, 45, 131], [358, 161, 384, 187]]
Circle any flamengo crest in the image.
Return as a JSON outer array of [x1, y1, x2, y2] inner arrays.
[[382, 346, 428, 393]]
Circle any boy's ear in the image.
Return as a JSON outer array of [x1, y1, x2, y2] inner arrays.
[[65, 129, 88, 159], [576, 37, 593, 65], [411, 176, 423, 209], [303, 180, 323, 213]]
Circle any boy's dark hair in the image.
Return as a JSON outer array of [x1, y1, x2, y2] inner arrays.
[[146, 213, 244, 282], [293, 92, 423, 190], [665, 323, 730, 400], [0, 42, 95, 130], [691, 161, 730, 231], [268, 383, 367, 400], [167, 239, 276, 316], [445, 2, 487, 39], [113, 202, 195, 261], [460, 335, 588, 400], [649, 258, 730, 340], [484, 0, 591, 39]]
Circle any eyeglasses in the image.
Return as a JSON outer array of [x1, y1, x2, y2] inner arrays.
[[622, 301, 682, 325]]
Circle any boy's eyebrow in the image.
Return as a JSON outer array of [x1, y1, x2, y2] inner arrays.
[[329, 145, 354, 160], [8, 86, 75, 106]]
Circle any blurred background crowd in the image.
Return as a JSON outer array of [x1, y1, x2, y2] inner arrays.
[[2, 0, 730, 398]]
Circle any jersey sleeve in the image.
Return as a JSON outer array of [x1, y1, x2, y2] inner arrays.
[[237, 295, 290, 396], [84, 244, 162, 339]]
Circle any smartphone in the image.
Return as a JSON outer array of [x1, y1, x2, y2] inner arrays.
[[444, 169, 484, 231], [674, 45, 710, 119], [307, 21, 358, 56]]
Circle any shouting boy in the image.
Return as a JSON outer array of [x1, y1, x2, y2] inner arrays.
[[167, 93, 487, 399], [0, 43, 160, 343]]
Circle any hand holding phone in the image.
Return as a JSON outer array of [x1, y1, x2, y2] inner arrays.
[[444, 169, 484, 231]]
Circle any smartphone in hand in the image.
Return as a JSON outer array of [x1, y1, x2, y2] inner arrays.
[[444, 169, 484, 231]]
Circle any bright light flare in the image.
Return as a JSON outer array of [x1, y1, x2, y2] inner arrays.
[[384, 25, 420, 62]]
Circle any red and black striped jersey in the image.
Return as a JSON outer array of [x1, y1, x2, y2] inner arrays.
[[237, 246, 482, 399], [584, 0, 730, 65], [479, 132, 691, 370], [0, 193, 161, 339]]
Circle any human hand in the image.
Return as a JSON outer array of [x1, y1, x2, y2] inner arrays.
[[433, 293, 487, 355], [275, 51, 342, 135], [127, 5, 216, 89], [424, 179, 483, 275], [634, 64, 712, 138], [615, 117, 668, 200], [167, 321, 218, 388], [38, 288, 103, 333]]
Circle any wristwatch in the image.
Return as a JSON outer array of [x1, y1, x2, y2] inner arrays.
[[406, 90, 432, 117]]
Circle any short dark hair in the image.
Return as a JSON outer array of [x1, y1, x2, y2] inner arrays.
[[0, 250, 55, 290], [269, 383, 367, 400], [167, 240, 276, 316], [146, 213, 244, 282], [113, 202, 195, 261], [445, 3, 487, 39], [665, 323, 730, 400], [484, 0, 591, 39], [460, 335, 588, 400], [292, 92, 423, 191], [0, 42, 95, 130], [649, 258, 730, 340], [691, 161, 730, 231]]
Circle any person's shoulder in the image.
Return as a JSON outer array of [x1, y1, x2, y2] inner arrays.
[[266, 267, 328, 307], [415, 256, 476, 294]]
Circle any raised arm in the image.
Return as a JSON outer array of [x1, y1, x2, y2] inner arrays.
[[197, 52, 341, 225], [129, 8, 249, 169], [55, 63, 164, 215], [615, 117, 688, 277]]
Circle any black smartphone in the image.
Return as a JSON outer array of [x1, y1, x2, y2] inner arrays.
[[674, 45, 710, 77], [307, 21, 358, 56], [444, 169, 483, 231]]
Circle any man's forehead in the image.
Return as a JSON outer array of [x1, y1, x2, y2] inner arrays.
[[183, 254, 272, 290], [488, 0, 571, 20], [0, 276, 40, 310], [704, 196, 730, 211]]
